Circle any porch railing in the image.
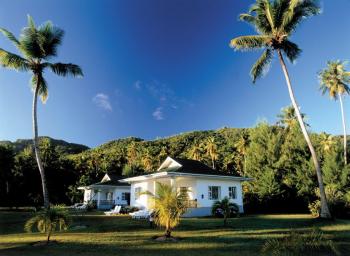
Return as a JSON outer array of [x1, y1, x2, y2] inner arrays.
[[186, 200, 197, 208], [92, 199, 115, 205]]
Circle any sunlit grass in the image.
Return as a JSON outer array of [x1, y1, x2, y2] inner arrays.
[[0, 212, 349, 256]]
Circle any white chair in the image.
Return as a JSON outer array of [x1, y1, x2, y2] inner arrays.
[[129, 209, 151, 219], [104, 205, 121, 216]]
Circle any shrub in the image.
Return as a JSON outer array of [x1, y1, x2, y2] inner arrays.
[[261, 228, 339, 256], [24, 205, 71, 243]]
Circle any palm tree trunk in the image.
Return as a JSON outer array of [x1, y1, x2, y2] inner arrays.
[[33, 78, 50, 209], [277, 50, 331, 219], [339, 93, 347, 165], [212, 157, 215, 169]]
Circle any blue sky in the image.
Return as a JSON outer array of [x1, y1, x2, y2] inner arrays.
[[0, 0, 350, 148]]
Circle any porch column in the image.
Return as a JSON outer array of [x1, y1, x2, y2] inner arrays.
[[170, 177, 176, 188], [97, 191, 101, 208]]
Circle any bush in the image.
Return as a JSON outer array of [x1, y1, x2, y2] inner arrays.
[[261, 228, 339, 256]]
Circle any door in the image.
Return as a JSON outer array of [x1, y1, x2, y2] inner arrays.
[[125, 192, 131, 205]]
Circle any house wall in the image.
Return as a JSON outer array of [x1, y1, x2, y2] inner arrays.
[[196, 178, 244, 214], [129, 176, 244, 216]]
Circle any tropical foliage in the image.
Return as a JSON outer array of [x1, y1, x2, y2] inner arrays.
[[24, 205, 71, 243], [319, 60, 350, 164], [211, 197, 239, 226], [144, 182, 188, 238], [0, 16, 83, 208], [230, 0, 331, 218]]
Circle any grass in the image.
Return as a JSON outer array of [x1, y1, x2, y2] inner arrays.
[[0, 211, 349, 256]]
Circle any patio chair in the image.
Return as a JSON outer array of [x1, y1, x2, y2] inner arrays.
[[104, 205, 121, 216], [129, 209, 151, 219]]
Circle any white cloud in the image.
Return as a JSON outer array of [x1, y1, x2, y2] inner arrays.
[[134, 80, 142, 90], [152, 107, 164, 120], [93, 93, 112, 111]]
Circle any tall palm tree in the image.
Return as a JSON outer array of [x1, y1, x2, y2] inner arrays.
[[205, 137, 218, 169], [142, 149, 154, 172], [0, 16, 83, 209], [234, 133, 250, 174], [230, 0, 331, 218], [188, 144, 203, 161], [319, 60, 350, 164]]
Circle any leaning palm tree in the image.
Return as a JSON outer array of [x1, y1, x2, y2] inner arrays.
[[319, 60, 350, 164], [205, 137, 219, 169], [144, 182, 188, 238], [25, 205, 71, 243], [0, 16, 83, 209], [230, 0, 331, 218]]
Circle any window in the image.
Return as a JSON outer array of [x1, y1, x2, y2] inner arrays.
[[135, 187, 141, 200], [106, 192, 113, 200], [122, 192, 129, 201], [229, 187, 237, 199], [208, 186, 221, 200]]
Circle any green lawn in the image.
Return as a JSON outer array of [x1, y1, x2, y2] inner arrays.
[[0, 211, 349, 256]]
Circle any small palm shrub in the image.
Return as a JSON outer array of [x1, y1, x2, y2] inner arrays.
[[212, 197, 239, 226], [262, 228, 339, 256], [309, 185, 350, 218], [145, 182, 188, 238], [25, 205, 71, 243]]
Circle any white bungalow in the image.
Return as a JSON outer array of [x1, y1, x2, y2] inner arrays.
[[120, 157, 251, 217], [78, 173, 130, 210]]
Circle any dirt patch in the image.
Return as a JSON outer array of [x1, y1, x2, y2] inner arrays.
[[30, 240, 58, 247], [152, 236, 181, 242]]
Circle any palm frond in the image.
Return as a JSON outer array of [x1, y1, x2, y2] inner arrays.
[[0, 28, 20, 47], [283, 0, 321, 34], [280, 40, 301, 63], [31, 74, 49, 103], [48, 63, 83, 77], [263, 0, 275, 31], [251, 48, 273, 83], [38, 21, 64, 58], [0, 48, 29, 71], [230, 35, 270, 51]]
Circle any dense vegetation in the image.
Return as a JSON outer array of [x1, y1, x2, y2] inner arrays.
[[0, 108, 349, 216]]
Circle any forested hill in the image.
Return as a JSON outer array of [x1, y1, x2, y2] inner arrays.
[[0, 136, 89, 155]]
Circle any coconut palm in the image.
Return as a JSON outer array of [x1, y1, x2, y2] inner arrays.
[[142, 149, 154, 172], [212, 197, 239, 226], [24, 205, 71, 243], [230, 0, 331, 218], [277, 105, 308, 128], [319, 60, 350, 164], [0, 16, 83, 209], [319, 132, 337, 154], [234, 133, 250, 174], [145, 182, 188, 238], [205, 137, 219, 169], [188, 144, 203, 161]]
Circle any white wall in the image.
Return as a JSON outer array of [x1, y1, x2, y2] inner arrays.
[[130, 181, 153, 209], [196, 178, 243, 210], [113, 187, 131, 205]]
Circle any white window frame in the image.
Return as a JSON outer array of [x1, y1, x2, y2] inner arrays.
[[208, 186, 221, 200], [228, 186, 237, 199]]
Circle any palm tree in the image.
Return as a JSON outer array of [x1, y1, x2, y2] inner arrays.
[[277, 106, 308, 128], [319, 61, 350, 164], [205, 137, 219, 169], [144, 182, 188, 238], [0, 16, 83, 209], [142, 149, 154, 172], [25, 205, 71, 243], [234, 133, 250, 174], [319, 133, 336, 155], [158, 146, 168, 165], [188, 144, 203, 161], [211, 197, 239, 226], [230, 0, 331, 218]]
